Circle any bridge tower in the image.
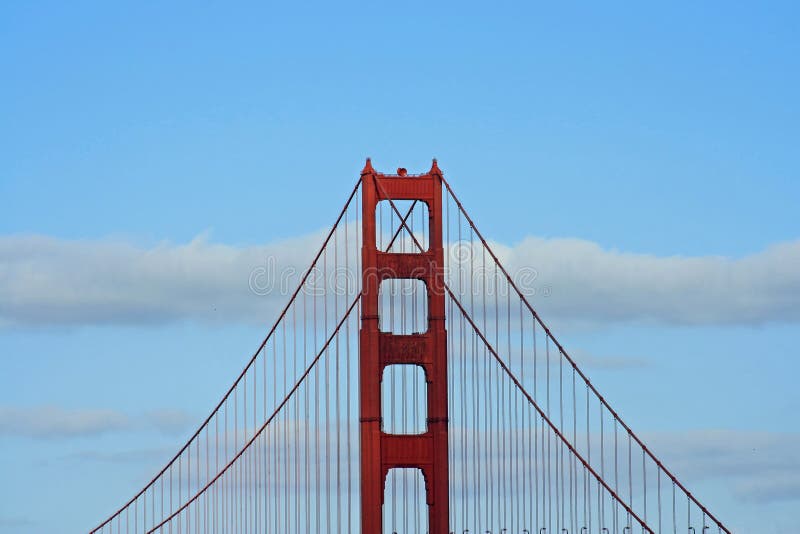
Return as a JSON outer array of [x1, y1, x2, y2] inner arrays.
[[359, 159, 450, 533]]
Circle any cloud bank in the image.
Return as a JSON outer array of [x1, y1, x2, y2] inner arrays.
[[649, 429, 800, 504], [0, 233, 322, 327], [1, 232, 799, 327], [489, 236, 800, 326], [0, 405, 193, 439]]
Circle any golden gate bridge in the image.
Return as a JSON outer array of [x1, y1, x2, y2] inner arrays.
[[90, 160, 729, 533]]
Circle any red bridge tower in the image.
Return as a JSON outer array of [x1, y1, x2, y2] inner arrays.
[[359, 159, 450, 533]]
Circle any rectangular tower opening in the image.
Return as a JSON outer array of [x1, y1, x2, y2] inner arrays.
[[379, 279, 428, 335], [381, 364, 428, 435], [382, 468, 429, 534], [376, 199, 430, 253]]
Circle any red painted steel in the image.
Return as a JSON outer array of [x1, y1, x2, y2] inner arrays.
[[360, 158, 450, 533]]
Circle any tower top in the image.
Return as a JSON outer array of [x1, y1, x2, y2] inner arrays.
[[361, 157, 374, 175], [361, 158, 441, 177]]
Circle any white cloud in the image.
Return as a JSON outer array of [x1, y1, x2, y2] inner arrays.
[[0, 405, 194, 439], [0, 516, 36, 529], [646, 429, 800, 504], [559, 347, 649, 369], [57, 447, 174, 466], [492, 236, 800, 326], [0, 232, 323, 327], [1, 232, 799, 327], [0, 405, 129, 438], [143, 408, 198, 435]]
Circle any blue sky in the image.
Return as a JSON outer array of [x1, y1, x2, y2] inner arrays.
[[1, 1, 798, 532]]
